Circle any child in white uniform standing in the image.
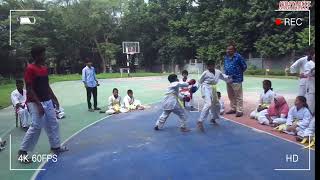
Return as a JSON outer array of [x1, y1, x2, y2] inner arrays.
[[197, 61, 232, 131], [303, 54, 315, 115], [250, 80, 275, 119], [154, 74, 192, 132]]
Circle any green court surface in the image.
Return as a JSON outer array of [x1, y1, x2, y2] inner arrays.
[[0, 75, 299, 180]]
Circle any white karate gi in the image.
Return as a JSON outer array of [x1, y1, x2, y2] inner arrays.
[[304, 61, 315, 114], [198, 70, 229, 122], [156, 81, 189, 129], [11, 89, 31, 127], [250, 89, 275, 119], [257, 109, 287, 125], [122, 95, 142, 110], [297, 117, 315, 137], [290, 56, 308, 96], [286, 106, 312, 133], [106, 95, 128, 114]]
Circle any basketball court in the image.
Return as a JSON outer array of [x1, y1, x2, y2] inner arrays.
[[0, 75, 315, 180]]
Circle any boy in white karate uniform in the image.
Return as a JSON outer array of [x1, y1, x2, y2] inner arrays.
[[122, 89, 144, 111], [105, 88, 128, 114], [285, 96, 312, 135], [197, 61, 232, 131], [250, 80, 275, 119], [11, 80, 31, 130], [154, 74, 192, 132]]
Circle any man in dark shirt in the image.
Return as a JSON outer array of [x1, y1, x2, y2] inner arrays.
[[223, 44, 247, 117], [18, 46, 68, 163]]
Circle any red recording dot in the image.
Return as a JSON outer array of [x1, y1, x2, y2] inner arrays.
[[275, 18, 283, 26]]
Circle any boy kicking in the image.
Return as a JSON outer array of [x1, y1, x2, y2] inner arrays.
[[154, 74, 193, 132]]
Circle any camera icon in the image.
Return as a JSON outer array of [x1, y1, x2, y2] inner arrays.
[[17, 16, 36, 25]]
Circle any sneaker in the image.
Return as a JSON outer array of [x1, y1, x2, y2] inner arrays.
[[226, 110, 236, 114], [94, 107, 101, 110], [235, 112, 243, 117], [154, 126, 159, 131], [88, 108, 94, 112], [180, 127, 191, 132], [17, 150, 32, 164], [197, 121, 205, 132], [51, 146, 69, 155]]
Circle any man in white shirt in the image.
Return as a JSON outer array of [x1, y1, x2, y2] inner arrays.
[[82, 58, 101, 112], [11, 80, 31, 130], [290, 50, 314, 96]]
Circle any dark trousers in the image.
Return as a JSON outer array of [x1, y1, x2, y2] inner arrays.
[[86, 87, 97, 109]]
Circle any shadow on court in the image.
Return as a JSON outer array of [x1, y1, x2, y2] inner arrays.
[[35, 104, 314, 180]]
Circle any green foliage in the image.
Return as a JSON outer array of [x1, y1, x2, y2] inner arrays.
[[0, 0, 315, 75]]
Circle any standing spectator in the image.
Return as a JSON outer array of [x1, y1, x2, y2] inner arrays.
[[224, 44, 247, 117], [290, 49, 314, 96], [303, 52, 315, 115], [18, 46, 68, 163], [82, 58, 101, 112]]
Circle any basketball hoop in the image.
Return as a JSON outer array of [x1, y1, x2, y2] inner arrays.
[[122, 41, 140, 76]]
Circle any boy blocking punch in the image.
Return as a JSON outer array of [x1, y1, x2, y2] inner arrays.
[[154, 74, 194, 132]]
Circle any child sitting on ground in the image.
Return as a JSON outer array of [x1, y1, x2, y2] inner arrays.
[[154, 74, 193, 132], [217, 91, 224, 115], [250, 80, 275, 119], [122, 89, 145, 111], [105, 88, 128, 114], [284, 96, 312, 135], [257, 95, 289, 126], [296, 117, 315, 145]]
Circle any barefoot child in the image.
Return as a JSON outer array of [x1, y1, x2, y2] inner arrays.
[[154, 74, 192, 132], [105, 88, 127, 114], [250, 80, 275, 119], [122, 89, 144, 111], [197, 61, 232, 131], [285, 96, 312, 135], [257, 95, 289, 126]]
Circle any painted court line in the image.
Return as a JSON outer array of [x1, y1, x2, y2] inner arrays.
[[9, 134, 46, 171], [223, 117, 313, 171], [30, 115, 111, 180]]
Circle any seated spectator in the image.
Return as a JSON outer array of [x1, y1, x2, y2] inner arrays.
[[122, 89, 144, 111], [257, 95, 289, 126], [11, 80, 31, 131], [285, 96, 312, 135], [105, 88, 127, 115], [250, 80, 275, 119]]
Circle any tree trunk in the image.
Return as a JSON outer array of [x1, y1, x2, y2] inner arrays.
[[94, 38, 106, 73]]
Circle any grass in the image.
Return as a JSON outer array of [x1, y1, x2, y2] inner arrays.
[[0, 72, 297, 109], [0, 72, 166, 109]]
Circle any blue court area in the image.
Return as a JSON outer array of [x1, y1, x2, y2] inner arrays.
[[35, 104, 314, 180]]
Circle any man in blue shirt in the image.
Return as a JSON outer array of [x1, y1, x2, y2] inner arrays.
[[223, 44, 247, 117], [82, 58, 101, 112]]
